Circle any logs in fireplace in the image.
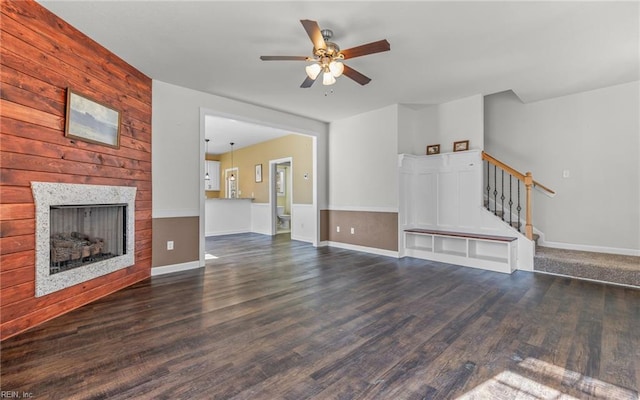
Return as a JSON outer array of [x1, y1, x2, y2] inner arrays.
[[50, 232, 114, 274]]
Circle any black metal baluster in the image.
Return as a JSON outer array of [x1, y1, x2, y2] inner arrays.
[[493, 165, 498, 215], [509, 175, 513, 228], [517, 180, 522, 232], [500, 170, 505, 221], [486, 161, 490, 211]]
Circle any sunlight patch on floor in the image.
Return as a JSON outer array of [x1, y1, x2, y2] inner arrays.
[[205, 253, 218, 260], [518, 358, 637, 400], [457, 357, 637, 400], [458, 370, 578, 399]]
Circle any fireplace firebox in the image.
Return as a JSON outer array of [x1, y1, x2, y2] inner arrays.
[[49, 204, 127, 274]]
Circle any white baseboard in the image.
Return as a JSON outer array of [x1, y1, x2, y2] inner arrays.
[[151, 260, 202, 276], [291, 234, 314, 244], [326, 241, 399, 258], [533, 270, 639, 289], [538, 239, 640, 257], [326, 205, 399, 213], [316, 241, 329, 247], [205, 229, 250, 237]]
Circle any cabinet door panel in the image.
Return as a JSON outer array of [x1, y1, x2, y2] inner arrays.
[[205, 161, 220, 191]]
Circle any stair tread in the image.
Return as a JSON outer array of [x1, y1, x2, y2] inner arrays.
[[534, 246, 639, 286], [535, 246, 639, 271]]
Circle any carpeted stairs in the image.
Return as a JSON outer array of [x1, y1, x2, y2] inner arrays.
[[534, 246, 639, 287]]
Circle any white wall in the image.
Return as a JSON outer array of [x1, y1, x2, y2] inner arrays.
[[329, 104, 399, 210], [291, 204, 316, 243], [397, 95, 483, 156], [397, 104, 438, 155], [250, 203, 271, 235], [437, 94, 484, 153], [485, 82, 640, 253]]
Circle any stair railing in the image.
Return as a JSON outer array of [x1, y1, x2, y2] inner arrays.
[[481, 152, 555, 240]]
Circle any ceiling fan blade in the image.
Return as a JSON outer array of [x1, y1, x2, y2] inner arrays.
[[300, 76, 317, 88], [300, 19, 326, 51], [260, 56, 310, 61], [340, 39, 390, 59], [343, 65, 372, 85]]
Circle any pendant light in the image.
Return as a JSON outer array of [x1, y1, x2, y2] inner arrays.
[[204, 139, 211, 181], [229, 142, 236, 181]]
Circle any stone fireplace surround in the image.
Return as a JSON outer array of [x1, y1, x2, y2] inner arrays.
[[32, 182, 136, 297]]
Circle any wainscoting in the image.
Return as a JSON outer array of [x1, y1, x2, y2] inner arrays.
[[205, 201, 316, 243], [151, 217, 199, 268], [320, 209, 398, 252]]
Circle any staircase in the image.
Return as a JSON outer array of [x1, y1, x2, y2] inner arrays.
[[482, 152, 639, 288], [482, 151, 553, 241]]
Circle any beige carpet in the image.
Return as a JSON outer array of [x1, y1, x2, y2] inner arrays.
[[534, 246, 639, 287]]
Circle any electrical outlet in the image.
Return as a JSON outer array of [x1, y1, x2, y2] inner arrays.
[[167, 240, 174, 250], [336, 226, 340, 233], [350, 227, 355, 234], [563, 169, 570, 178]]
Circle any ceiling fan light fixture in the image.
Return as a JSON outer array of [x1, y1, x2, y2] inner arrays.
[[329, 60, 344, 77], [323, 70, 336, 86], [305, 63, 322, 80], [260, 20, 390, 88]]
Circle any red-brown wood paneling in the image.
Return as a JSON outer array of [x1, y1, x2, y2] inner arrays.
[[0, 0, 152, 340]]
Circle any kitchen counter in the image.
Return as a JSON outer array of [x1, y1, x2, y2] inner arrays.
[[205, 198, 252, 236]]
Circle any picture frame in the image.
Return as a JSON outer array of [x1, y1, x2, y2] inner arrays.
[[255, 164, 262, 183], [453, 140, 469, 152], [426, 144, 440, 155], [65, 88, 121, 148]]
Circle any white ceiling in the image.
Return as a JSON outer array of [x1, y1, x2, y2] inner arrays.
[[39, 1, 638, 128]]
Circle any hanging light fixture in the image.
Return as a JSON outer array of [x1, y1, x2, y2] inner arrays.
[[229, 142, 236, 181], [204, 139, 210, 180]]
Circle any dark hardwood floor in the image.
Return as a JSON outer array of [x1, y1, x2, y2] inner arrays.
[[1, 233, 638, 399]]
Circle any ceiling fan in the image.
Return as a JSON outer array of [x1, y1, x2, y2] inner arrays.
[[260, 19, 390, 88]]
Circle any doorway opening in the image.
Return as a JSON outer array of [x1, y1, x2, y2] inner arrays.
[[271, 159, 292, 234], [199, 109, 320, 268]]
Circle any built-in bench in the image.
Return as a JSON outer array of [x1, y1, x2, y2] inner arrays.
[[403, 228, 518, 274]]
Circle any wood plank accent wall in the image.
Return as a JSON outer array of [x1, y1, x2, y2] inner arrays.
[[0, 0, 152, 340]]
